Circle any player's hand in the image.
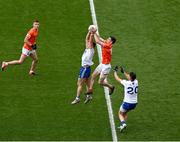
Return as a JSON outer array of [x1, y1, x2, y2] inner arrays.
[[113, 66, 118, 72], [31, 44, 37, 50], [90, 30, 96, 34], [90, 31, 95, 35], [91, 28, 97, 34], [120, 66, 125, 73]]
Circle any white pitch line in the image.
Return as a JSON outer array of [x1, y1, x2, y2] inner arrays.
[[88, 0, 118, 141]]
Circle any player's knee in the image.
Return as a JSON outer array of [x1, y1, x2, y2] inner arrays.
[[77, 82, 82, 86], [77, 80, 83, 86], [120, 111, 126, 116], [18, 60, 24, 64], [78, 84, 83, 90], [91, 75, 95, 80], [92, 72, 98, 79], [98, 79, 104, 85]]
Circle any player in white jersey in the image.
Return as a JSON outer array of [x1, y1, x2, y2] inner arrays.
[[71, 31, 96, 105], [113, 66, 138, 132]]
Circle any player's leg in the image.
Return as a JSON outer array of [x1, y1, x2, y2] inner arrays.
[[118, 102, 128, 132], [29, 50, 38, 75], [71, 78, 86, 104], [118, 111, 127, 132], [119, 111, 127, 124], [82, 66, 93, 104], [86, 70, 99, 94], [72, 66, 90, 104], [77, 79, 85, 98], [86, 64, 102, 94], [1, 54, 27, 71], [98, 74, 115, 95], [98, 64, 115, 95], [84, 78, 93, 104], [85, 78, 90, 91]]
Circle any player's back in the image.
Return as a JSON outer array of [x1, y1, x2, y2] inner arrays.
[[121, 79, 138, 104]]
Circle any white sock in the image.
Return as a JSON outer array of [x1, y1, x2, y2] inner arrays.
[[76, 97, 80, 100]]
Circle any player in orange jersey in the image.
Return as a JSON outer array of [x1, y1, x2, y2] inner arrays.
[[85, 31, 116, 103], [1, 20, 40, 75]]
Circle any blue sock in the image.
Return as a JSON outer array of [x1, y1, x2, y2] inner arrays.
[[121, 121, 126, 125]]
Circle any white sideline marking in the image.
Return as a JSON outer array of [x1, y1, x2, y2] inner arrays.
[[88, 0, 118, 141]]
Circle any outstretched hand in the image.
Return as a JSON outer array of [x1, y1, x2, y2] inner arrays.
[[31, 44, 37, 50], [113, 66, 119, 72], [120, 66, 125, 73]]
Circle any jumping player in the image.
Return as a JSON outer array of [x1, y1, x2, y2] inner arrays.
[[113, 66, 138, 132], [1, 20, 40, 75], [71, 31, 96, 105], [86, 31, 116, 102]]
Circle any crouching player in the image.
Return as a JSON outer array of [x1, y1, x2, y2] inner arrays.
[[113, 66, 138, 132], [71, 30, 96, 105]]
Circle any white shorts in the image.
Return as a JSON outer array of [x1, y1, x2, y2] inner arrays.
[[22, 47, 35, 56], [95, 63, 111, 77]]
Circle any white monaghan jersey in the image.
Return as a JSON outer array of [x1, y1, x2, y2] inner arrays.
[[120, 79, 138, 104], [81, 47, 95, 66]]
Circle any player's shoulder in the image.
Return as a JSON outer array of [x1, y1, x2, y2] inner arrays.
[[28, 28, 38, 34], [129, 79, 138, 86], [27, 28, 34, 34], [134, 79, 138, 84], [103, 40, 112, 48], [120, 79, 128, 85]]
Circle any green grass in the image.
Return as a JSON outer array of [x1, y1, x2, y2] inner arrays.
[[0, 0, 111, 140], [0, 0, 180, 141], [94, 0, 180, 140]]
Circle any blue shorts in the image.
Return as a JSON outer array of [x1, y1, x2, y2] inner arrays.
[[79, 66, 91, 79], [120, 102, 137, 113]]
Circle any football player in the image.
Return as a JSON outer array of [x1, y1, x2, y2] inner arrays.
[[86, 31, 116, 101], [1, 20, 40, 75], [71, 30, 96, 104], [113, 66, 138, 132]]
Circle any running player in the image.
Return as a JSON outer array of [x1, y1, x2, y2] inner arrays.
[[71, 30, 96, 105], [86, 31, 116, 102], [113, 66, 138, 132], [1, 20, 40, 75]]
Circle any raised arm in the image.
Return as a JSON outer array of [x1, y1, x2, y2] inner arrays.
[[124, 72, 131, 80], [89, 32, 94, 47], [89, 33, 94, 43], [85, 31, 91, 42], [94, 33, 105, 46], [113, 66, 122, 83], [114, 71, 122, 83], [120, 67, 131, 80]]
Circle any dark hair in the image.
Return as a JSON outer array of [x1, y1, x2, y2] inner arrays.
[[93, 42, 96, 48], [33, 20, 39, 23], [110, 36, 116, 44], [130, 72, 136, 81]]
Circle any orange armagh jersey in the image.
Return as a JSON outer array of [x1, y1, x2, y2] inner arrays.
[[23, 28, 38, 50], [101, 41, 112, 64]]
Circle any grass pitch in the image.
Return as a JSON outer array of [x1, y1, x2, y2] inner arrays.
[[0, 0, 179, 141]]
